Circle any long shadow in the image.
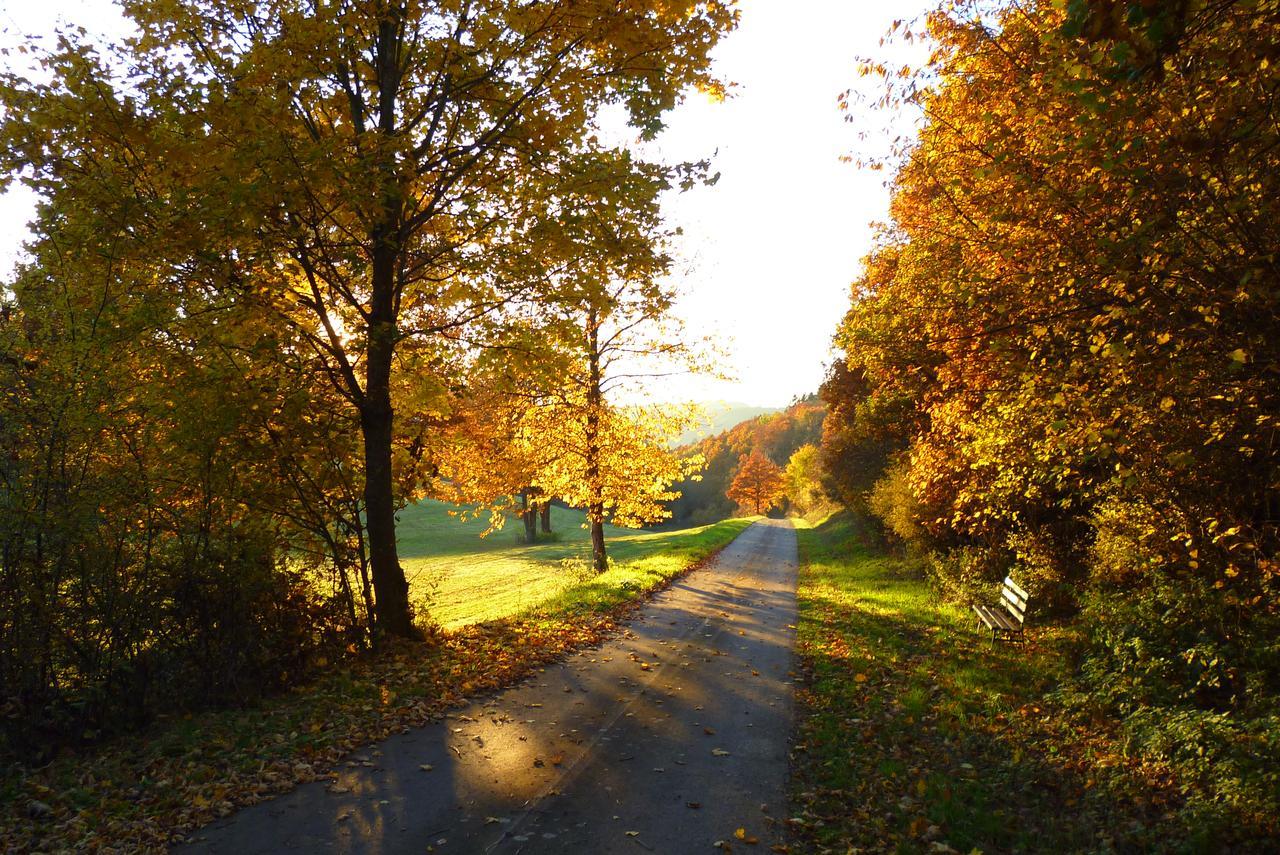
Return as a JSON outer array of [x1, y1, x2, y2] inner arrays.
[[794, 582, 1229, 853], [176, 521, 799, 854]]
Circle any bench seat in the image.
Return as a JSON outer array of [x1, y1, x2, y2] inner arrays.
[[973, 576, 1029, 643]]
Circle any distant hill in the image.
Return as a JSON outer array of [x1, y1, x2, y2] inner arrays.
[[675, 401, 781, 446], [666, 395, 825, 526]]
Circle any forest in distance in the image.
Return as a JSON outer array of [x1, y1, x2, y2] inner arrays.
[[2, 0, 1278, 851]]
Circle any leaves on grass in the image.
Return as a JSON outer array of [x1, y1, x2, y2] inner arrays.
[[791, 518, 1222, 854], [0, 533, 746, 853]]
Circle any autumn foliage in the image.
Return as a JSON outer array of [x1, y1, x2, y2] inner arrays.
[[668, 398, 825, 524], [822, 0, 1280, 824], [727, 452, 786, 516], [0, 0, 734, 760]]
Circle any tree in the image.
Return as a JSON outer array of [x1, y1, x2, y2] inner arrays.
[[784, 444, 823, 515], [1, 0, 737, 637], [526, 273, 707, 571], [831, 0, 1280, 820], [727, 452, 785, 516]]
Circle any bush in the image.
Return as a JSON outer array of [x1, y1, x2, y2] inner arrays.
[[1003, 526, 1083, 616], [924, 544, 1010, 605], [868, 459, 928, 548], [1075, 567, 1280, 826]]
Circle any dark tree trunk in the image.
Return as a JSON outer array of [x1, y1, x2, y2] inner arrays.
[[361, 15, 415, 639], [361, 390, 413, 638], [585, 309, 608, 572], [589, 512, 607, 571], [540, 501, 552, 534]]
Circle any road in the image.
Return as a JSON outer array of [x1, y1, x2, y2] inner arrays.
[[179, 518, 799, 854]]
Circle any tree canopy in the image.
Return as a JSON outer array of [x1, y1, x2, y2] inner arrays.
[[821, 0, 1280, 821]]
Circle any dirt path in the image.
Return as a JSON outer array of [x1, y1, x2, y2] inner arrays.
[[179, 519, 798, 854]]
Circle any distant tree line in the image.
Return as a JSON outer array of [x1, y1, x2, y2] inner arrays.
[[666, 397, 825, 524]]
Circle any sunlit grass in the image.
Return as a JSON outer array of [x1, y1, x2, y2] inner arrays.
[[791, 510, 1215, 853], [400, 499, 752, 628]]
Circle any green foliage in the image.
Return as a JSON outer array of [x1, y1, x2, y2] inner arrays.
[[0, 262, 351, 761], [922, 545, 1010, 606], [868, 458, 926, 547], [817, 359, 906, 513], [783, 443, 824, 515]]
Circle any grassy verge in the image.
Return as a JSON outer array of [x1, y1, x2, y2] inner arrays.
[[2, 515, 753, 853], [400, 500, 744, 627], [790, 512, 1218, 854]]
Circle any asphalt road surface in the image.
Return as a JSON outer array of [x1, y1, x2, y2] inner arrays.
[[179, 518, 799, 855]]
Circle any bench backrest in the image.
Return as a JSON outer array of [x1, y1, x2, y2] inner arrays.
[[1001, 576, 1029, 625]]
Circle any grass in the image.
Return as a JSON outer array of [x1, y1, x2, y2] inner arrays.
[[400, 500, 742, 627], [3, 506, 754, 853], [790, 511, 1213, 854]]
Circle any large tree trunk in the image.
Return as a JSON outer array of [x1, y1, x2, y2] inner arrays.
[[585, 309, 608, 572], [361, 389, 413, 638], [359, 15, 415, 639], [362, 230, 413, 637], [540, 501, 552, 534]]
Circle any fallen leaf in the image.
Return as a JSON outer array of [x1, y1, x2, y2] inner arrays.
[[712, 748, 731, 756], [418, 764, 433, 772]]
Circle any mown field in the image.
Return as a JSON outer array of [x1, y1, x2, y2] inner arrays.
[[400, 500, 741, 627], [789, 512, 1268, 854]]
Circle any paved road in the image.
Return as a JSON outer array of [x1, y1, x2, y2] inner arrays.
[[179, 519, 798, 855]]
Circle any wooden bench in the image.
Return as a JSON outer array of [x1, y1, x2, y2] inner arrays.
[[973, 576, 1029, 643]]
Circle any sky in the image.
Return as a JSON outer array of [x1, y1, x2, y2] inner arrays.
[[0, 0, 933, 409]]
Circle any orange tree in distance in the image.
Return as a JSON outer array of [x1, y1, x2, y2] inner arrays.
[[727, 451, 785, 515]]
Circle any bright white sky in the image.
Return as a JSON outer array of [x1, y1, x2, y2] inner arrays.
[[0, 0, 932, 408]]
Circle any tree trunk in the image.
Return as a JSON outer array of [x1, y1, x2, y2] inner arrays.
[[585, 309, 608, 572], [590, 513, 606, 571], [521, 490, 538, 543], [359, 15, 415, 639], [540, 501, 552, 534], [361, 390, 413, 638]]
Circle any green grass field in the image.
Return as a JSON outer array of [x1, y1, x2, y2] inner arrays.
[[791, 511, 1206, 854], [399, 499, 752, 628]]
